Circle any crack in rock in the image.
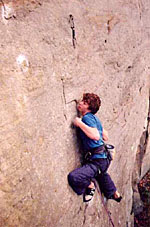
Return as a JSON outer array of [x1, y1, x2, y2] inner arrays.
[[135, 90, 150, 177], [82, 204, 88, 226], [132, 90, 150, 216], [61, 78, 67, 104]]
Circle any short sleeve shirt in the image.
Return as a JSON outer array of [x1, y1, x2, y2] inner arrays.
[[79, 112, 104, 151]]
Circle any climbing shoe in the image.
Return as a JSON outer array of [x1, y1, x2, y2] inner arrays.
[[110, 194, 122, 203], [83, 187, 95, 202]]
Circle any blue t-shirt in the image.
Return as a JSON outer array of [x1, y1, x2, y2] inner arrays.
[[79, 112, 107, 158], [79, 112, 104, 146]]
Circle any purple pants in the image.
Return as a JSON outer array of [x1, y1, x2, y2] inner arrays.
[[68, 158, 116, 198]]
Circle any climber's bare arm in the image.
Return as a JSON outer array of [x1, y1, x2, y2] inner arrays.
[[103, 128, 108, 141], [73, 117, 100, 141]]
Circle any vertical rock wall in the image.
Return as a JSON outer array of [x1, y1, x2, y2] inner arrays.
[[0, 0, 150, 226]]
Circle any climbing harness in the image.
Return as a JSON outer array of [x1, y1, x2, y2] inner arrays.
[[84, 144, 115, 162], [94, 180, 115, 227], [69, 14, 76, 48]]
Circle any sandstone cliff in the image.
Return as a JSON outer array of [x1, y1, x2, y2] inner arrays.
[[0, 0, 150, 226]]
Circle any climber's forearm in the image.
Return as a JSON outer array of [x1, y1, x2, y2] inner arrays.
[[73, 117, 100, 140]]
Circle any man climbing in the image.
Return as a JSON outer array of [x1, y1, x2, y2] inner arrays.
[[68, 93, 122, 202]]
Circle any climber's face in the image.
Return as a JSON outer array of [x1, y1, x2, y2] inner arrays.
[[77, 100, 90, 115]]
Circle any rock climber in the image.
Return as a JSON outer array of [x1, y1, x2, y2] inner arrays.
[[68, 93, 122, 202]]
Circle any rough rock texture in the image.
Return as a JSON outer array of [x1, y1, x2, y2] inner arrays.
[[0, 0, 150, 226]]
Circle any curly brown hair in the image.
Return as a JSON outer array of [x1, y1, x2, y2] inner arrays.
[[82, 93, 101, 114]]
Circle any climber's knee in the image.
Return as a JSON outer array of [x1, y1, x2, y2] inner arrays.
[[68, 172, 75, 186]]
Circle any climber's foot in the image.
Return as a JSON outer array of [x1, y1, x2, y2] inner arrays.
[[83, 187, 95, 202], [110, 191, 122, 203]]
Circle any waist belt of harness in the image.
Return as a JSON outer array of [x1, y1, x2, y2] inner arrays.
[[88, 145, 105, 154], [84, 145, 106, 161]]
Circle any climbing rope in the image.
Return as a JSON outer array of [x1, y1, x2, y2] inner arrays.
[[94, 180, 115, 227]]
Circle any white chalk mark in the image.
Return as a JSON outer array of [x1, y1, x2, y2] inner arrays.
[[1, 2, 16, 23], [16, 54, 29, 73]]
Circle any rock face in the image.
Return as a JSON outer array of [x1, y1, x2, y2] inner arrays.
[[0, 0, 150, 226]]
